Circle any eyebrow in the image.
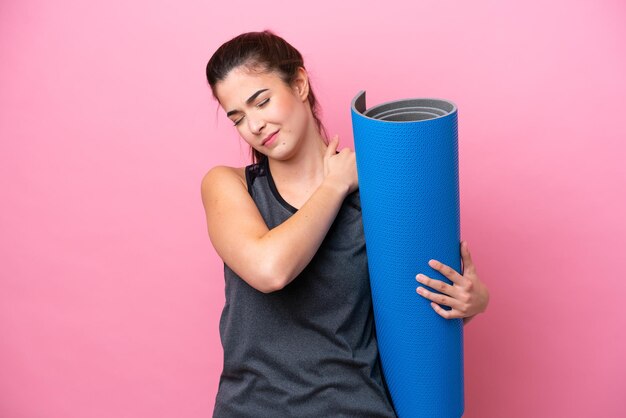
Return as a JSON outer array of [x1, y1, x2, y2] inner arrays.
[[226, 89, 269, 117]]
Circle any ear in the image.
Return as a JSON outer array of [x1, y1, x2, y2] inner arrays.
[[291, 67, 310, 102]]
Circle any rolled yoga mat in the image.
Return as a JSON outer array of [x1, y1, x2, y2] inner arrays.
[[350, 90, 464, 418]]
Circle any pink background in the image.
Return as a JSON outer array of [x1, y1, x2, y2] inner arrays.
[[1, 0, 625, 417]]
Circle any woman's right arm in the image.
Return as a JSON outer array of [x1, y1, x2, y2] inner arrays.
[[200, 136, 357, 293]]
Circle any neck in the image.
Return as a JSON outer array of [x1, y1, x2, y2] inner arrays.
[[267, 123, 328, 189]]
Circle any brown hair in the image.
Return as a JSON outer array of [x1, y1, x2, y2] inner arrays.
[[206, 30, 329, 164]]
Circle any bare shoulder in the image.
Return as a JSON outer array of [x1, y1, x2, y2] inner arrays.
[[200, 163, 272, 291], [201, 165, 246, 190], [201, 165, 247, 201], [200, 163, 265, 235]]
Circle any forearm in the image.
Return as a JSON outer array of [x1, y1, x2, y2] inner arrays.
[[262, 179, 348, 289]]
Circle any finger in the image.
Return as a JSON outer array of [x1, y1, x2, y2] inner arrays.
[[427, 259, 463, 284], [416, 273, 455, 297], [325, 135, 339, 156], [429, 302, 465, 320], [415, 285, 465, 312], [461, 240, 476, 275]]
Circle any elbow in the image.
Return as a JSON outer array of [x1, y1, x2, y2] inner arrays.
[[258, 281, 284, 294], [256, 276, 286, 294], [255, 258, 290, 294], [241, 239, 295, 293], [260, 277, 289, 294]]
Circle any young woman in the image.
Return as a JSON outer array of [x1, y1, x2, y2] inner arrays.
[[202, 30, 489, 417]]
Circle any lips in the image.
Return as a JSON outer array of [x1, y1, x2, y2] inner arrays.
[[262, 131, 279, 146]]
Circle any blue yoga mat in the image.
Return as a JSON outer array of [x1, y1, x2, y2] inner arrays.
[[350, 91, 464, 418]]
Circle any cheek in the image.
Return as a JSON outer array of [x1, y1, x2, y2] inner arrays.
[[272, 97, 297, 121], [276, 98, 307, 132]]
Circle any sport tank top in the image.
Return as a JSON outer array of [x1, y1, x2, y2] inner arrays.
[[212, 156, 397, 417]]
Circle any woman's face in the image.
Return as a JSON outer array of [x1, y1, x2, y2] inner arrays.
[[214, 65, 310, 158]]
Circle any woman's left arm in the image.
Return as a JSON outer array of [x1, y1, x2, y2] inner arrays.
[[415, 241, 489, 325]]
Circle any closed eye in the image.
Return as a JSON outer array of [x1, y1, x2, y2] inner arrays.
[[233, 98, 270, 126]]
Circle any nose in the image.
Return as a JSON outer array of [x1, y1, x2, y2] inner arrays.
[[247, 114, 265, 135]]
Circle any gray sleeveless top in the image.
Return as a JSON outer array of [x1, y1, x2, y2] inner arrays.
[[212, 157, 396, 417]]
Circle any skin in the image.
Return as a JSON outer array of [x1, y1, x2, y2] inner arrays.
[[212, 64, 489, 323], [418, 241, 489, 325], [205, 65, 357, 293], [214, 65, 339, 204]]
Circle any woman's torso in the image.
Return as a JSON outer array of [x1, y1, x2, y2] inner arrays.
[[212, 157, 396, 418]]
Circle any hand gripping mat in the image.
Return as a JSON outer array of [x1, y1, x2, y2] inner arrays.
[[350, 91, 464, 418]]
